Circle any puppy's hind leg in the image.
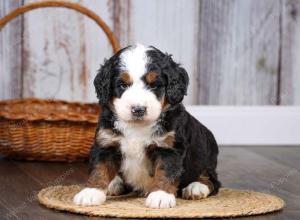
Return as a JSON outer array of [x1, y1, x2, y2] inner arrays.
[[182, 174, 219, 200], [182, 182, 210, 200]]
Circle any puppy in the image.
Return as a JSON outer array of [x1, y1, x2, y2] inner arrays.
[[73, 44, 221, 209]]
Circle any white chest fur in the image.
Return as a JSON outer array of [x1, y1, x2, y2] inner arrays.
[[115, 121, 157, 192]]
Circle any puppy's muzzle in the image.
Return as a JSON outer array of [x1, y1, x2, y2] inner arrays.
[[131, 105, 146, 118]]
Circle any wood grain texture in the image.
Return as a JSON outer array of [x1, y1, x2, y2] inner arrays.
[[22, 0, 113, 102], [196, 0, 281, 105], [1, 146, 300, 219], [1, 0, 300, 105], [281, 0, 300, 105], [0, 160, 89, 220], [114, 0, 199, 104], [247, 145, 300, 169], [219, 146, 300, 218], [110, 0, 131, 47], [0, 0, 23, 100]]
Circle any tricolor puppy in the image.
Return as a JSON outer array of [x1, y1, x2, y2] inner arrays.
[[73, 44, 221, 209]]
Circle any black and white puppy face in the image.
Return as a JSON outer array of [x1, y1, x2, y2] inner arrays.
[[113, 45, 163, 123], [94, 44, 189, 124]]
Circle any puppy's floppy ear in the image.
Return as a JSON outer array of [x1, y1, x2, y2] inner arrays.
[[94, 59, 113, 105], [164, 55, 189, 105]]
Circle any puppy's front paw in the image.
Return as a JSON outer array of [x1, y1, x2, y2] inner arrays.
[[182, 182, 209, 200], [73, 188, 106, 206], [146, 190, 176, 209]]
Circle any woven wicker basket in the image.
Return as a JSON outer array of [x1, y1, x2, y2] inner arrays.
[[0, 1, 120, 162]]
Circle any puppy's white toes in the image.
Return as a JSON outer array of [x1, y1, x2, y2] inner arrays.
[[146, 190, 176, 209], [73, 188, 106, 206], [107, 176, 125, 196], [182, 182, 209, 200]]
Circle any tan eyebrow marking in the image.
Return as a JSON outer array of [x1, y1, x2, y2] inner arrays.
[[120, 72, 133, 84], [145, 71, 158, 83]]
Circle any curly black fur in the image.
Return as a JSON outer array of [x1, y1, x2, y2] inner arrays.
[[147, 47, 189, 105], [91, 45, 221, 196]]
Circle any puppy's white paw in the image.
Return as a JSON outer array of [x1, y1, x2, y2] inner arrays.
[[73, 188, 106, 206], [146, 190, 176, 209], [107, 176, 125, 196], [182, 182, 209, 200]]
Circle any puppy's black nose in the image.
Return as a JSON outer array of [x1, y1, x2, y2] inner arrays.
[[131, 106, 146, 117]]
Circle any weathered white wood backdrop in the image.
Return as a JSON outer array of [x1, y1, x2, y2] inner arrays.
[[0, 0, 22, 99], [0, 0, 299, 105], [281, 0, 300, 105], [197, 0, 280, 105]]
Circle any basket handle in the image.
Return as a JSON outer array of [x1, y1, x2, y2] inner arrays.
[[0, 0, 120, 53]]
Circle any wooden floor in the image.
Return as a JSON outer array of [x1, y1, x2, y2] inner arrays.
[[0, 146, 299, 220]]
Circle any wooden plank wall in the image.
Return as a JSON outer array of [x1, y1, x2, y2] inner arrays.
[[0, 0, 299, 105], [114, 0, 199, 104], [197, 0, 280, 105], [22, 0, 113, 101], [0, 0, 23, 99], [281, 0, 300, 105]]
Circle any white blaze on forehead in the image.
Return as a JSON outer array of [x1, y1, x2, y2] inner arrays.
[[120, 44, 149, 82], [114, 44, 161, 123]]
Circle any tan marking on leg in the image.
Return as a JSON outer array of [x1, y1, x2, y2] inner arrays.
[[96, 129, 121, 147], [87, 162, 117, 190], [151, 131, 175, 148], [162, 132, 175, 147], [151, 159, 178, 195], [198, 175, 214, 194]]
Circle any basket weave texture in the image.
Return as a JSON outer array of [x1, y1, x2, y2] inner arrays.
[[0, 98, 100, 161], [38, 185, 285, 218], [0, 1, 120, 161]]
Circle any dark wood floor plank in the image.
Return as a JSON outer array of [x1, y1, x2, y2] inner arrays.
[[13, 161, 88, 186], [0, 160, 88, 220], [226, 210, 300, 220], [1, 146, 299, 219], [247, 146, 300, 169], [219, 147, 300, 217]]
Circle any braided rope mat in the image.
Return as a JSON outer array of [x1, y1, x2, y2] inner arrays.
[[38, 185, 284, 218]]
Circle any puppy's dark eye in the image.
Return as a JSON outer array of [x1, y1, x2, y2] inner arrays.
[[119, 83, 129, 90], [150, 84, 157, 90], [149, 81, 163, 90]]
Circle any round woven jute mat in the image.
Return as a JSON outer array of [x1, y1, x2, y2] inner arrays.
[[38, 185, 284, 218]]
